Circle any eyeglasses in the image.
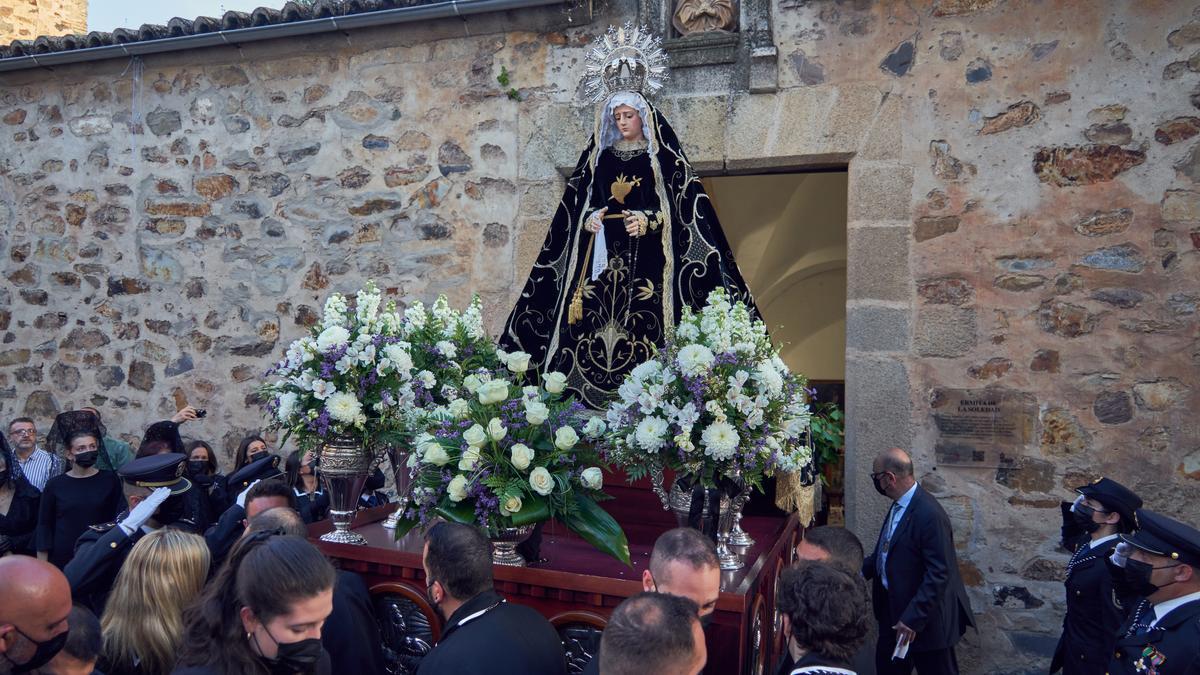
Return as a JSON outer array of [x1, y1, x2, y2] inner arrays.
[[869, 471, 892, 480], [9, 429, 35, 436]]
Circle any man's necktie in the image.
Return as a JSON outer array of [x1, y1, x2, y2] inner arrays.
[[877, 502, 898, 580]]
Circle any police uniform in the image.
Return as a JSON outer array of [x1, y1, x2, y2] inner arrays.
[[64, 453, 192, 614], [203, 454, 285, 567], [1108, 510, 1200, 675], [1052, 478, 1143, 675]]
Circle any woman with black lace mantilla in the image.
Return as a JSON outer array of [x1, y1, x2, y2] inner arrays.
[[500, 25, 757, 410]]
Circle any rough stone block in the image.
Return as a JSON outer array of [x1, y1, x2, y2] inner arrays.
[[848, 163, 914, 222], [844, 355, 912, 539], [846, 304, 910, 352], [914, 306, 977, 358], [847, 226, 910, 302]]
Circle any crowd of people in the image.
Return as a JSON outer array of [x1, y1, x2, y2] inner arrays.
[[1, 406, 1198, 675]]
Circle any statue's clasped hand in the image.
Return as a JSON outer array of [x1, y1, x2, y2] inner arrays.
[[623, 210, 648, 237]]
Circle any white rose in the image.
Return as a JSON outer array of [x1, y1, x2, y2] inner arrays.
[[447, 474, 469, 502], [448, 398, 470, 419], [423, 443, 450, 467], [487, 417, 507, 441], [524, 400, 549, 426], [458, 446, 481, 471], [581, 467, 603, 490], [463, 424, 487, 448], [542, 371, 567, 394], [501, 494, 523, 516], [316, 325, 351, 351], [583, 416, 607, 438], [463, 374, 483, 394], [477, 379, 509, 405], [529, 466, 554, 496], [554, 426, 579, 450], [505, 351, 532, 373], [510, 443, 534, 471]]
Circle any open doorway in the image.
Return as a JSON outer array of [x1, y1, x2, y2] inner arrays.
[[704, 171, 849, 522]]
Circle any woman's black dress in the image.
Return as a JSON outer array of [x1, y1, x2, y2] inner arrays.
[[36, 470, 125, 568], [0, 475, 41, 556]]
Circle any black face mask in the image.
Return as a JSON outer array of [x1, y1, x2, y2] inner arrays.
[[155, 495, 187, 526], [72, 450, 99, 468], [258, 626, 323, 675], [250, 451, 269, 464], [699, 612, 714, 629], [1120, 558, 1180, 598], [187, 460, 209, 477], [9, 626, 69, 673], [872, 474, 889, 497], [1071, 504, 1105, 534], [426, 581, 444, 622]]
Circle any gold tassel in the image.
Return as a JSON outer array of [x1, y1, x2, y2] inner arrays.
[[569, 230, 597, 326], [568, 286, 584, 325]]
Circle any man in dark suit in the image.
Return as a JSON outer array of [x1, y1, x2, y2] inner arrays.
[[862, 448, 973, 675], [1108, 509, 1200, 675], [1050, 477, 1141, 675], [417, 521, 567, 675]]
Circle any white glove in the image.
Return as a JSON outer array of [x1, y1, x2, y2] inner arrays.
[[236, 479, 261, 509], [119, 487, 171, 535]]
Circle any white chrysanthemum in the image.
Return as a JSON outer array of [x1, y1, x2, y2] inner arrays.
[[316, 325, 351, 351], [676, 344, 715, 377], [418, 370, 436, 389], [701, 421, 739, 461], [635, 416, 669, 452], [448, 398, 470, 419], [326, 391, 363, 424], [276, 392, 299, 422], [383, 344, 413, 375], [754, 361, 784, 397]]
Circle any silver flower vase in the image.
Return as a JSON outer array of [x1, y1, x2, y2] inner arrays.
[[381, 444, 414, 530], [487, 524, 535, 566], [318, 434, 374, 545], [663, 475, 742, 571]]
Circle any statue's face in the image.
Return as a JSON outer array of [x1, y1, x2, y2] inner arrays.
[[613, 104, 644, 142]]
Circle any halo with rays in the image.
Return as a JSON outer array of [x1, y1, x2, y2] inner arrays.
[[581, 23, 670, 104]]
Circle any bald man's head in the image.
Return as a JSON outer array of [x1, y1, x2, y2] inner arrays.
[[871, 448, 916, 500], [0, 556, 72, 670]]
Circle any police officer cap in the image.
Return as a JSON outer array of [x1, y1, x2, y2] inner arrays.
[[1076, 477, 1142, 527], [1120, 509, 1200, 568], [118, 452, 192, 495], [226, 453, 283, 491]]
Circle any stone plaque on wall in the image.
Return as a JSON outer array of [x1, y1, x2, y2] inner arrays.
[[931, 387, 1037, 468]]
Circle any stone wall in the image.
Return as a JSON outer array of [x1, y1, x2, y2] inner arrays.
[[0, 0, 86, 43], [1, 1, 1198, 672]]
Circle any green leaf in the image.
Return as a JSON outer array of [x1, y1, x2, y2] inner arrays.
[[561, 493, 631, 567], [435, 500, 476, 525], [392, 515, 419, 540], [509, 494, 551, 526]]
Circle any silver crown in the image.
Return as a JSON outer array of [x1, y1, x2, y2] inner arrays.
[[582, 23, 669, 103]]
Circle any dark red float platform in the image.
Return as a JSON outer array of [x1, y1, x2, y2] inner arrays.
[[311, 477, 802, 675]]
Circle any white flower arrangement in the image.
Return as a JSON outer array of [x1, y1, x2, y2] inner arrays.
[[601, 288, 813, 490]]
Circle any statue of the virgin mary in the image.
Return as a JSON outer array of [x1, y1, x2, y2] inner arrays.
[[501, 25, 758, 410]]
